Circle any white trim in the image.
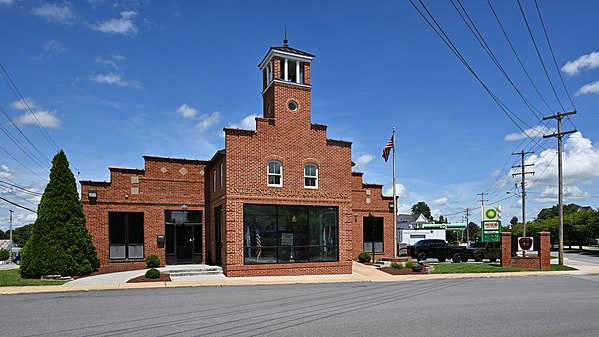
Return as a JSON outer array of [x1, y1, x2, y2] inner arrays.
[[304, 163, 318, 189], [267, 160, 283, 187], [284, 59, 288, 81], [258, 49, 314, 70], [296, 61, 300, 84]]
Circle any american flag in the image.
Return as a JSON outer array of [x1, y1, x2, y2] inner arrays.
[[382, 136, 393, 162], [255, 228, 261, 248]]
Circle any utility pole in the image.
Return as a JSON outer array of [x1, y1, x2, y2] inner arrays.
[[9, 209, 13, 242], [543, 110, 577, 266], [464, 208, 470, 243], [511, 151, 534, 237], [477, 192, 488, 221]]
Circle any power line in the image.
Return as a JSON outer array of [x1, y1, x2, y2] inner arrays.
[[0, 143, 48, 181], [533, 0, 576, 112], [0, 63, 60, 151], [0, 180, 43, 196], [486, 0, 554, 114], [0, 195, 37, 213], [516, 0, 565, 112], [0, 104, 52, 168], [452, 0, 546, 122]]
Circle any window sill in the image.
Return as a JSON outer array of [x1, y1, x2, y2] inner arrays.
[[108, 258, 146, 263]]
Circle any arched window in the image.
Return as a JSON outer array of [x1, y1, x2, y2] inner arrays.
[[304, 164, 318, 188], [267, 161, 282, 187]]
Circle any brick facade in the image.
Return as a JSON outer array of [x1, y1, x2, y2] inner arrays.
[[81, 42, 396, 277], [501, 232, 551, 270]]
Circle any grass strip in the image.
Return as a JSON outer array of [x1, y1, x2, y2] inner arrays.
[[0, 269, 68, 287]]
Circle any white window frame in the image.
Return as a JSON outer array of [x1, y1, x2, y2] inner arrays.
[[220, 163, 224, 189], [267, 160, 283, 187], [304, 163, 318, 189]]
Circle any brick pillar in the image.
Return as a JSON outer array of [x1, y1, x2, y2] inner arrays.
[[539, 232, 551, 270], [501, 232, 512, 268]]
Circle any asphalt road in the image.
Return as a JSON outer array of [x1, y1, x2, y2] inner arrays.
[[3, 274, 599, 337]]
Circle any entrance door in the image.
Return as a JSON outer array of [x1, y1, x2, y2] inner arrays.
[[165, 210, 202, 265], [176, 225, 194, 263]]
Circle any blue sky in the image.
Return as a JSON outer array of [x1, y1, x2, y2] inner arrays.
[[1, 0, 599, 231]]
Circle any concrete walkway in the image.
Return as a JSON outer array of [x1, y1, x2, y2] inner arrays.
[[2, 256, 599, 296]]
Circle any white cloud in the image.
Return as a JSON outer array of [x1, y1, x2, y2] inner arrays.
[[383, 183, 408, 198], [91, 73, 141, 88], [10, 98, 39, 111], [575, 80, 599, 96], [0, 0, 14, 7], [354, 154, 374, 171], [32, 4, 76, 25], [505, 125, 554, 141], [228, 114, 259, 130], [0, 165, 15, 179], [430, 196, 449, 206], [536, 185, 590, 203], [33, 40, 68, 60], [561, 51, 599, 76], [490, 169, 501, 177], [9, 98, 62, 128], [176, 104, 198, 119], [197, 111, 221, 131], [531, 132, 599, 184], [91, 11, 138, 36], [95, 55, 126, 70], [15, 110, 61, 128], [396, 203, 412, 214]]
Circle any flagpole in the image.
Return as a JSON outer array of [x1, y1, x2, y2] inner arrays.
[[392, 128, 397, 257]]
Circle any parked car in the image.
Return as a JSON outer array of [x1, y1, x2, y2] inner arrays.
[[409, 239, 468, 263], [466, 241, 501, 262]]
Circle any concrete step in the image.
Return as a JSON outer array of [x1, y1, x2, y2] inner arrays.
[[165, 265, 223, 276]]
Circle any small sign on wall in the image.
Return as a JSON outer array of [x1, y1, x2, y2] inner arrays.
[[518, 237, 534, 251]]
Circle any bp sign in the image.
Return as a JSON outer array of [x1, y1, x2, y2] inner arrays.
[[482, 206, 501, 242]]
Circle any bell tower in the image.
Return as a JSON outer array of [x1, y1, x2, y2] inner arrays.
[[258, 37, 314, 123]]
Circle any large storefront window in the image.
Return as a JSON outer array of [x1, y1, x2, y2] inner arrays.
[[244, 204, 338, 264], [109, 212, 144, 259]]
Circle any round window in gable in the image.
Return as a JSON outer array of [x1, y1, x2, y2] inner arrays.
[[287, 100, 298, 111]]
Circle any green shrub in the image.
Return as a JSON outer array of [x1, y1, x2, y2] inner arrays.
[[146, 255, 160, 268], [20, 151, 99, 278], [145, 268, 160, 279], [358, 252, 371, 263], [406, 261, 418, 268], [0, 248, 9, 261], [390, 262, 403, 269]]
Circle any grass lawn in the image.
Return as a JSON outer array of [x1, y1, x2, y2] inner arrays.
[[0, 269, 68, 287], [431, 263, 576, 274]]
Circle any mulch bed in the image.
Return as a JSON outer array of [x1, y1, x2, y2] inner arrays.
[[127, 274, 172, 283], [378, 267, 429, 275]]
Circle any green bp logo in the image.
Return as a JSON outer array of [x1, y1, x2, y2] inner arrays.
[[485, 208, 497, 219]]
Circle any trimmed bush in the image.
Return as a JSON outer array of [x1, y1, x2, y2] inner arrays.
[[0, 248, 9, 261], [405, 261, 418, 268], [146, 255, 160, 268], [390, 262, 403, 269], [145, 268, 160, 279], [358, 252, 371, 263], [20, 151, 100, 278]]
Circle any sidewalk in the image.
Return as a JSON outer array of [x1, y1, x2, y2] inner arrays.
[[2, 258, 598, 296]]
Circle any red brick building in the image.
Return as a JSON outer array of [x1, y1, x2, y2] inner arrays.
[[81, 41, 395, 277]]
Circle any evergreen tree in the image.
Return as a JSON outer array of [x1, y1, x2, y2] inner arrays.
[[20, 151, 99, 278]]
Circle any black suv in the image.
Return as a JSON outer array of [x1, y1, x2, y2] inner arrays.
[[466, 241, 501, 262]]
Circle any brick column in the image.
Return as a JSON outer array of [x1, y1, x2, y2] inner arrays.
[[501, 232, 512, 268], [539, 232, 551, 270]]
